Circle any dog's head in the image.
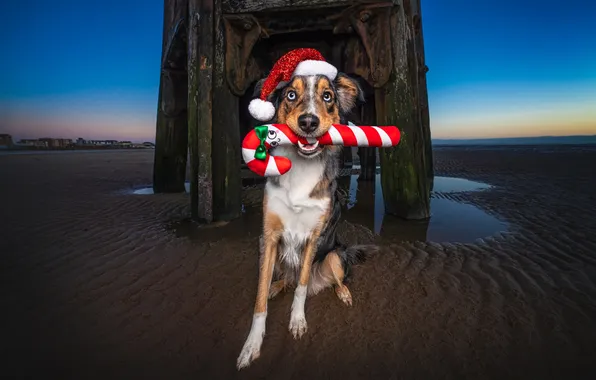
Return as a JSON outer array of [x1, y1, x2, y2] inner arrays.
[[254, 73, 364, 158]]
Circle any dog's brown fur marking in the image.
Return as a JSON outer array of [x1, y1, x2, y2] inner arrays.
[[309, 178, 330, 199], [321, 251, 345, 285], [335, 74, 360, 113], [314, 76, 339, 132], [320, 252, 352, 305], [254, 197, 283, 314], [276, 77, 305, 133], [268, 280, 285, 299]]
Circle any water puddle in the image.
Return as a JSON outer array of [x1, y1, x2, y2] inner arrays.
[[132, 182, 191, 195], [166, 205, 263, 243], [431, 176, 492, 193], [151, 172, 505, 244], [339, 175, 508, 243]]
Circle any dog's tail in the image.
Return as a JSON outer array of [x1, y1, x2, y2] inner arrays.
[[339, 244, 379, 265], [337, 244, 380, 282]]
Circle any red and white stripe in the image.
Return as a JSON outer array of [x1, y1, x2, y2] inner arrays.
[[242, 124, 400, 177], [242, 124, 295, 177], [315, 124, 399, 147]]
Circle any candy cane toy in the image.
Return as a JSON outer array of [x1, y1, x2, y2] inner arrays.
[[242, 124, 401, 177]]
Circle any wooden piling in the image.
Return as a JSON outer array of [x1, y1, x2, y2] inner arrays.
[[412, 0, 434, 190], [153, 0, 189, 194], [188, 0, 214, 222], [375, 0, 432, 219], [357, 95, 378, 181], [211, 0, 242, 221]]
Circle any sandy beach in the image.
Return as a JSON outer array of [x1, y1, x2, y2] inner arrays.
[[2, 146, 596, 379]]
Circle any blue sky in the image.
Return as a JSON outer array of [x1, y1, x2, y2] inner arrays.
[[1, 0, 595, 141]]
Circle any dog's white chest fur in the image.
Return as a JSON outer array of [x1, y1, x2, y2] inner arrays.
[[265, 148, 329, 267]]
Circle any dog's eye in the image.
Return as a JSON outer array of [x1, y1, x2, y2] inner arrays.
[[286, 91, 296, 101], [268, 130, 277, 139], [323, 92, 332, 102], [270, 141, 278, 147]]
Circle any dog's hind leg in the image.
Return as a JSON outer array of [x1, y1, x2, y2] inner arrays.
[[269, 280, 285, 299], [237, 209, 283, 370], [322, 251, 353, 306]]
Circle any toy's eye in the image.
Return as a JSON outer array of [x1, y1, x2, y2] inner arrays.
[[287, 91, 296, 101], [268, 130, 277, 139], [323, 92, 332, 102]]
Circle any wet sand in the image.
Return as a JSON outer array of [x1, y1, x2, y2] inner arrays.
[[2, 146, 596, 379]]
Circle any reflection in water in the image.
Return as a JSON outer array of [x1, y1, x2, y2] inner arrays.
[[167, 205, 263, 243], [132, 187, 154, 195], [431, 176, 492, 193], [144, 173, 506, 244], [132, 182, 191, 195], [378, 198, 508, 243], [342, 174, 508, 243]]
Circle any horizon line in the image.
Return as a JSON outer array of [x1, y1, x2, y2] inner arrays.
[[432, 134, 596, 141], [3, 133, 596, 144]]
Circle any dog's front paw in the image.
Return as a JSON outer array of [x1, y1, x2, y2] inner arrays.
[[289, 313, 308, 339], [237, 313, 266, 370], [237, 335, 263, 370]]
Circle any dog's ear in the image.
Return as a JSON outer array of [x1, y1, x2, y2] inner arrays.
[[252, 78, 266, 98], [334, 73, 365, 114]]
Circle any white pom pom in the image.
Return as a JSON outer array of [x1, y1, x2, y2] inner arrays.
[[248, 98, 276, 121]]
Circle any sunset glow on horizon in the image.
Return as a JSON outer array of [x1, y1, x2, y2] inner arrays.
[[1, 0, 595, 143]]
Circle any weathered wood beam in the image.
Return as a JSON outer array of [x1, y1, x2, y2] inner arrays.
[[253, 7, 344, 36], [153, 0, 189, 194], [333, 2, 393, 88], [412, 0, 434, 189], [222, 0, 372, 14], [357, 97, 378, 181], [222, 14, 263, 96], [188, 0, 214, 222], [212, 0, 242, 221], [375, 0, 431, 219]]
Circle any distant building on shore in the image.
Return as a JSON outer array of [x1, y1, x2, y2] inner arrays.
[[39, 138, 73, 148], [6, 136, 155, 150], [76, 138, 120, 146], [18, 139, 48, 148], [0, 134, 13, 149]]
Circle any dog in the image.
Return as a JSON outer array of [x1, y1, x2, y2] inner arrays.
[[237, 71, 377, 370]]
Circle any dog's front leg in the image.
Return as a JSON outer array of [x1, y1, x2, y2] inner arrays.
[[289, 216, 326, 339], [237, 211, 282, 370]]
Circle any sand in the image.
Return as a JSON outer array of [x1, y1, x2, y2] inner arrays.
[[2, 146, 596, 379]]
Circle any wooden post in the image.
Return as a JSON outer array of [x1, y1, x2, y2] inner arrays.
[[188, 0, 214, 222], [413, 1, 434, 190], [375, 0, 432, 219], [357, 95, 378, 181], [211, 0, 242, 221], [153, 0, 189, 193]]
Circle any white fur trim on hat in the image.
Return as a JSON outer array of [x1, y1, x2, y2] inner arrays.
[[293, 60, 338, 80], [248, 98, 276, 121]]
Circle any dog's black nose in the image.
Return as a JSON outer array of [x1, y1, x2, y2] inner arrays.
[[298, 114, 320, 134]]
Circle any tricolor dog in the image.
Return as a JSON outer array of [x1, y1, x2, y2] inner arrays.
[[237, 48, 377, 370]]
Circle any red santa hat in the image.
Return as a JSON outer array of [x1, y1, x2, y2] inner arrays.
[[248, 48, 338, 121]]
